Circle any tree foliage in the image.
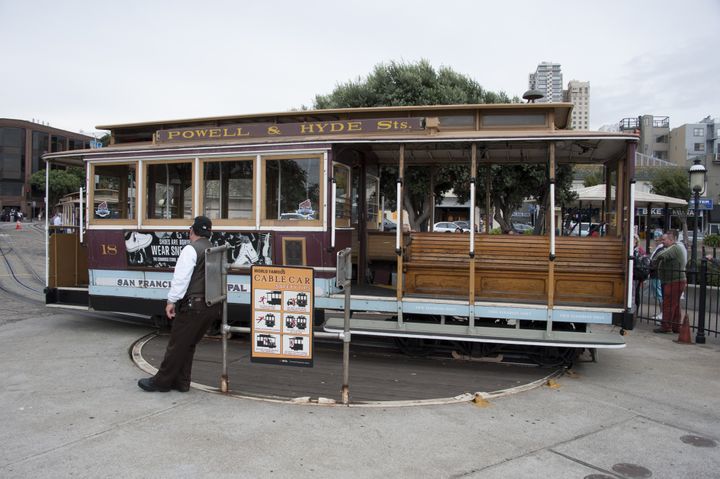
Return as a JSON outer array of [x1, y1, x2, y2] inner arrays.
[[30, 167, 85, 208], [315, 60, 513, 108], [314, 60, 555, 231]]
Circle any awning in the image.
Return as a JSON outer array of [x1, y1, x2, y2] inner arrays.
[[573, 184, 687, 207]]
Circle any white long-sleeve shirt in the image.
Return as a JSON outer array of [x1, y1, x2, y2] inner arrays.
[[167, 244, 197, 303]]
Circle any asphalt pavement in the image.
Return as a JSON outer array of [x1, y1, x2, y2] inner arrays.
[[1, 221, 719, 478]]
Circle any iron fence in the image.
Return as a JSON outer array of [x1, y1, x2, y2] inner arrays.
[[635, 257, 720, 340]]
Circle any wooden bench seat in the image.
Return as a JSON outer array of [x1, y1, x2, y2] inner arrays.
[[403, 233, 626, 307]]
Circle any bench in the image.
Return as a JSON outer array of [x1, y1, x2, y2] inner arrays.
[[403, 233, 625, 307]]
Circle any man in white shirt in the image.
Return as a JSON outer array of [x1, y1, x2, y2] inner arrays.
[[138, 216, 219, 393]]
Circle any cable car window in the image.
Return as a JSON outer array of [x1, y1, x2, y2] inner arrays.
[[334, 163, 351, 227], [264, 156, 321, 222], [91, 163, 136, 220], [203, 159, 254, 221], [146, 162, 193, 220]]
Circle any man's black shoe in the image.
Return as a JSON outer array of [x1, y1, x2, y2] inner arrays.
[[172, 383, 190, 393], [137, 377, 170, 392], [653, 328, 672, 334]]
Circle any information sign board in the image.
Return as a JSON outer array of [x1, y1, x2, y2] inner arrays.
[[251, 265, 314, 367]]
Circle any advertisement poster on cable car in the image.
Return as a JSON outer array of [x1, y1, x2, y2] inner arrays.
[[124, 231, 272, 268], [251, 265, 313, 367]]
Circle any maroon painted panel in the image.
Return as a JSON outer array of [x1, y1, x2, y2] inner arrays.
[[87, 230, 128, 269]]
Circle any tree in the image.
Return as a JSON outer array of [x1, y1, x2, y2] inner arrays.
[[314, 60, 545, 231], [30, 167, 85, 208], [650, 167, 691, 240]]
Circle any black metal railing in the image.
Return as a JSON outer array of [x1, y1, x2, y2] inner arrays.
[[635, 257, 719, 341]]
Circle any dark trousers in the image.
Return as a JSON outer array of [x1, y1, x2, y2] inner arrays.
[[661, 280, 686, 333], [154, 303, 219, 389]]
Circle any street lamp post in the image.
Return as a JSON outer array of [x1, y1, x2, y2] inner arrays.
[[688, 158, 707, 282], [688, 157, 707, 342]]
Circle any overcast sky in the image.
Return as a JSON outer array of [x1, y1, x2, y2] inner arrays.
[[2, 0, 718, 135]]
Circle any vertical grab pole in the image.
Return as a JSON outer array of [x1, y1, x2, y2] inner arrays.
[[396, 144, 405, 326], [79, 187, 84, 244], [331, 178, 337, 249], [341, 249, 352, 404], [220, 246, 230, 393], [469, 144, 477, 329], [45, 161, 51, 288], [626, 181, 636, 310], [547, 143, 556, 334]]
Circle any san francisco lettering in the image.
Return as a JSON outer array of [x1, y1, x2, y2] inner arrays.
[[156, 118, 425, 143]]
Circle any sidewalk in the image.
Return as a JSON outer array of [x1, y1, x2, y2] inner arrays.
[[1, 306, 719, 478]]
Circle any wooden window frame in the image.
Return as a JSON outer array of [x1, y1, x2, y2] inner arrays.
[[282, 236, 307, 266], [199, 156, 256, 227], [142, 159, 195, 226], [260, 154, 324, 227], [88, 161, 138, 226]]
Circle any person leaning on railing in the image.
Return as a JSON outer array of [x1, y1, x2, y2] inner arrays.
[[650, 231, 686, 334]]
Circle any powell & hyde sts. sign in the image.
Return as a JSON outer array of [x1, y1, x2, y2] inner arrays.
[[155, 117, 425, 143]]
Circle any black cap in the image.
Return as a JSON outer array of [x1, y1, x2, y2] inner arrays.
[[191, 216, 212, 237]]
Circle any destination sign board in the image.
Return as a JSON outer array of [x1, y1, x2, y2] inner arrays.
[[155, 117, 425, 144]]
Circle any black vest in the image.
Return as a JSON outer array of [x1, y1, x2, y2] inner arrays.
[[184, 237, 210, 300]]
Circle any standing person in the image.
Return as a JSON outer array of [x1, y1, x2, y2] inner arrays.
[[648, 239, 665, 319], [138, 216, 219, 392], [650, 231, 686, 334], [632, 235, 647, 311]]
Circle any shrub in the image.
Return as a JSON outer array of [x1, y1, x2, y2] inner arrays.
[[704, 233, 720, 248]]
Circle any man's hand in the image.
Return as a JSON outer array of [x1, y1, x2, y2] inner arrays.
[[166, 303, 176, 320]]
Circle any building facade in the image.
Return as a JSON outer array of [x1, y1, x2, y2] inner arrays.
[[669, 117, 720, 215], [0, 119, 92, 218], [528, 62, 563, 103], [619, 115, 670, 161], [564, 80, 590, 130]]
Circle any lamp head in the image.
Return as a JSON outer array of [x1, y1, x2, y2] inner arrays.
[[689, 157, 707, 194]]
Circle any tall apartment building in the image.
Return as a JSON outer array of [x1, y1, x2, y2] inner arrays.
[[564, 80, 590, 130], [528, 62, 563, 103]]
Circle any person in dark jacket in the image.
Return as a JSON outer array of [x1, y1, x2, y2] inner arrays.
[[138, 216, 219, 392], [650, 231, 686, 333]]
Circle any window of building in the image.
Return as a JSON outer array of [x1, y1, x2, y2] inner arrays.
[[694, 143, 705, 152], [68, 138, 88, 150], [334, 163, 351, 227], [202, 158, 254, 224], [263, 156, 322, 224], [693, 128, 704, 137], [51, 135, 66, 153], [0, 127, 26, 181], [90, 163, 137, 222], [31, 131, 49, 174], [145, 161, 193, 221]]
